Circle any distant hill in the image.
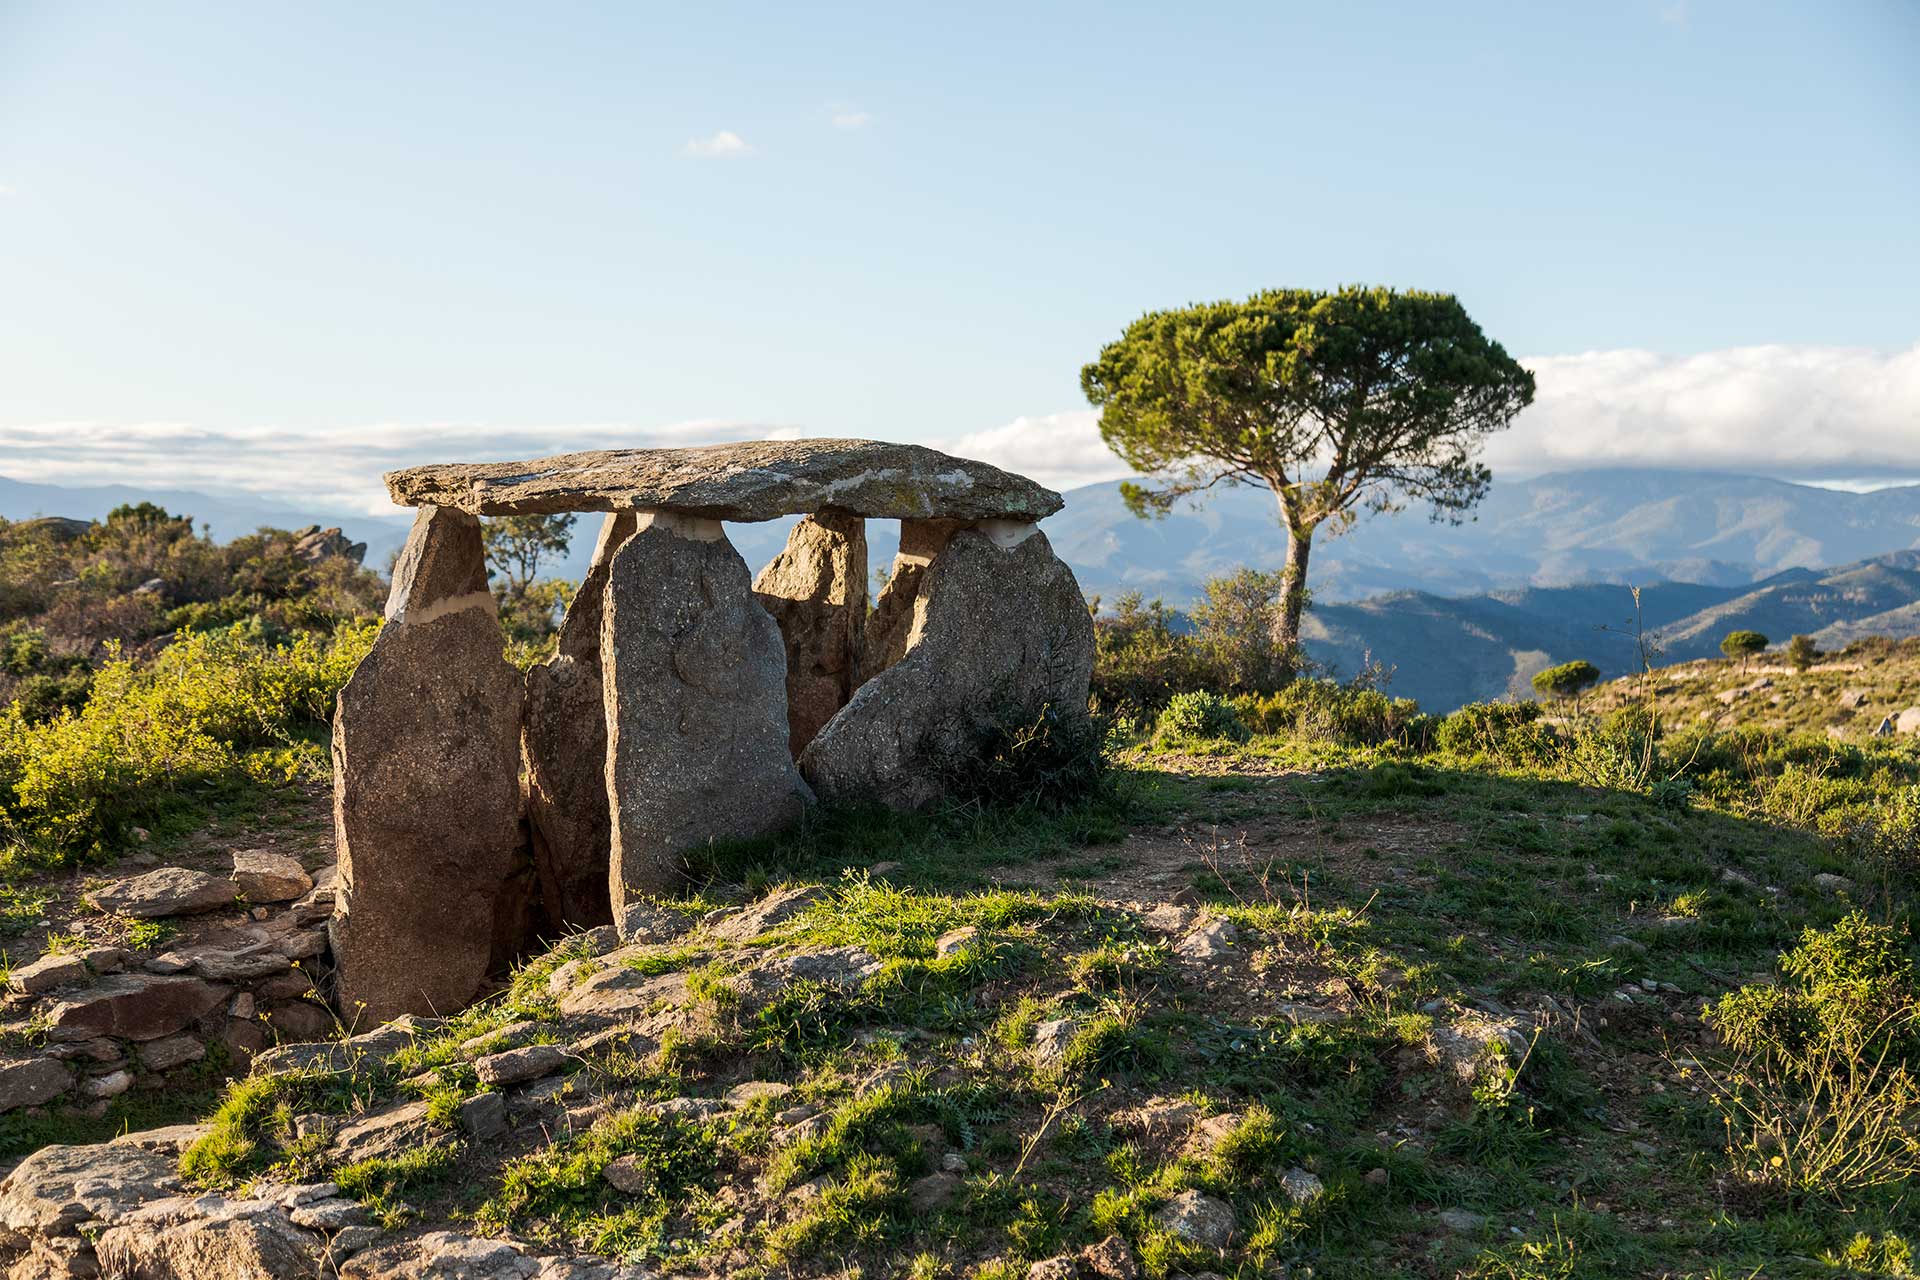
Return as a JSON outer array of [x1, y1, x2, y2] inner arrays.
[[11, 468, 1920, 713], [0, 476, 415, 568], [1301, 554, 1920, 712], [1048, 468, 1920, 604]]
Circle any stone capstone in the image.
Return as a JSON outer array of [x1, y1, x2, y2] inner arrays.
[[522, 513, 635, 932], [602, 513, 813, 911], [331, 505, 529, 1023], [752, 512, 869, 755], [385, 438, 1064, 523], [800, 524, 1095, 810], [89, 867, 237, 918]]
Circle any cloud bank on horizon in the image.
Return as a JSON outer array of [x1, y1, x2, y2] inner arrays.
[[0, 342, 1913, 516]]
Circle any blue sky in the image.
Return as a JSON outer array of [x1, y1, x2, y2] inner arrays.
[[0, 1, 1914, 509]]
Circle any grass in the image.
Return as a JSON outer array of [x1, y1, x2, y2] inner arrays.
[[121, 662, 1920, 1277]]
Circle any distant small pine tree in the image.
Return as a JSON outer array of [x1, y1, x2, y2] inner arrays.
[[1531, 659, 1601, 712], [1720, 629, 1768, 671], [1785, 634, 1819, 672]]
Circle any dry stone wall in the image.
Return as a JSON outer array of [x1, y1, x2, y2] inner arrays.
[[327, 440, 1094, 1021]]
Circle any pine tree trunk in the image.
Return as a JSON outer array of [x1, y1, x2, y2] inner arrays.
[[1275, 526, 1312, 679]]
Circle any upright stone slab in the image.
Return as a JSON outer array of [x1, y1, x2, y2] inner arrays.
[[522, 513, 637, 930], [602, 513, 813, 911], [753, 513, 868, 756], [331, 507, 526, 1023], [865, 519, 962, 677], [800, 523, 1095, 810]]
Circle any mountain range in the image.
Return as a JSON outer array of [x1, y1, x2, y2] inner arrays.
[[7, 467, 1920, 712]]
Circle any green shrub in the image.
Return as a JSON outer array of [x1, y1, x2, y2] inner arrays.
[[1155, 691, 1247, 742], [0, 620, 377, 865], [934, 702, 1106, 810], [1699, 914, 1920, 1199], [1530, 659, 1600, 705], [1435, 701, 1558, 765], [1237, 678, 1425, 746]]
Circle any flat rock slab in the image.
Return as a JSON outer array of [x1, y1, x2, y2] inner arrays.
[[89, 868, 237, 918], [43, 974, 229, 1042], [385, 438, 1064, 523], [230, 850, 312, 903]]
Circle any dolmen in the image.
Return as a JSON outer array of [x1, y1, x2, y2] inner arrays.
[[331, 439, 1094, 1022]]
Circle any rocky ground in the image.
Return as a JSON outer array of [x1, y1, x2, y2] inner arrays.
[[0, 741, 1893, 1278]]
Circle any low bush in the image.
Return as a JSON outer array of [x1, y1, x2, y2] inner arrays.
[[1697, 914, 1920, 1200], [934, 702, 1107, 811], [0, 620, 377, 866], [1155, 691, 1248, 742], [1235, 678, 1427, 747], [1434, 701, 1558, 765]]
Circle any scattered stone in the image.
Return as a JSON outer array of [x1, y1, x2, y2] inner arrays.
[[265, 1001, 335, 1042], [1139, 902, 1198, 934], [801, 524, 1095, 810], [1174, 917, 1238, 961], [474, 1044, 568, 1086], [941, 1151, 968, 1173], [386, 438, 1064, 523], [339, 1230, 544, 1279], [1027, 1258, 1076, 1280], [615, 900, 697, 944], [0, 1056, 71, 1112], [1364, 1167, 1390, 1187], [8, 952, 88, 995], [290, 1197, 369, 1230], [1189, 1112, 1241, 1153], [89, 867, 237, 918], [461, 1021, 543, 1056], [1439, 1207, 1488, 1232], [1280, 1167, 1325, 1204], [934, 926, 979, 956], [725, 1080, 793, 1109], [331, 1100, 445, 1165], [869, 860, 903, 878], [230, 849, 313, 903], [112, 1122, 212, 1153], [602, 1154, 652, 1195], [332, 505, 530, 1024], [94, 1199, 326, 1280], [712, 884, 829, 943], [79, 945, 126, 973], [1030, 1017, 1080, 1070], [1813, 872, 1855, 895], [1838, 688, 1867, 709], [908, 1171, 961, 1212], [84, 1069, 134, 1099], [459, 1091, 508, 1139], [736, 946, 884, 1012], [1899, 708, 1920, 735], [1153, 1188, 1236, 1250], [602, 514, 814, 910], [1126, 1098, 1199, 1143], [1079, 1234, 1142, 1279], [43, 973, 228, 1043], [651, 1096, 726, 1121], [754, 512, 869, 754]]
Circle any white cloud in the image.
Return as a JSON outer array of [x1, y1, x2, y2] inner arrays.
[[682, 130, 752, 158], [1490, 341, 1920, 479], [0, 419, 784, 516], [5, 342, 1913, 518], [942, 412, 1133, 492], [830, 109, 872, 129]]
